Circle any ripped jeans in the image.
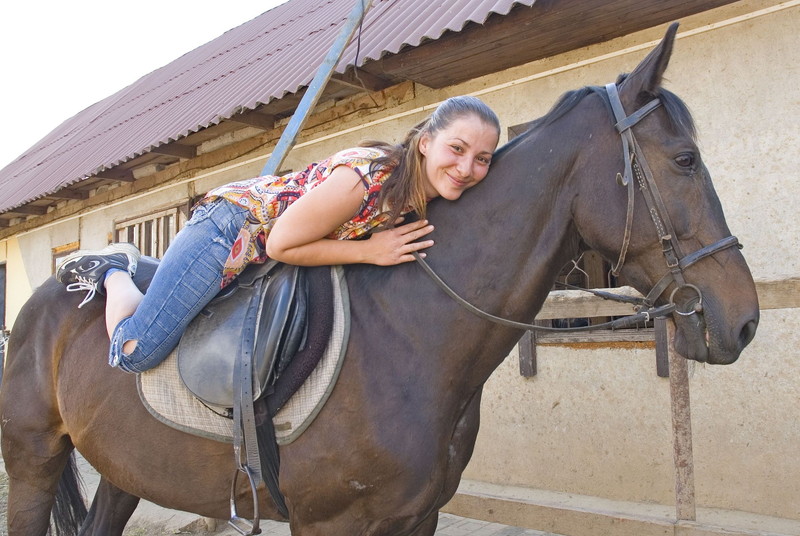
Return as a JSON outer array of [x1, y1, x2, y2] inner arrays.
[[109, 199, 248, 373]]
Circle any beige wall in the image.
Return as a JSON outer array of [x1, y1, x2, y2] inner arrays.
[[459, 0, 800, 526], [0, 0, 797, 529]]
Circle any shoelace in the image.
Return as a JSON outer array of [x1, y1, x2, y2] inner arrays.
[[65, 276, 99, 308]]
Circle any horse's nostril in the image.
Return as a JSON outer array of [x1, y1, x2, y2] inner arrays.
[[739, 319, 758, 349]]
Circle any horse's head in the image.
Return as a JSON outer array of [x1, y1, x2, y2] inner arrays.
[[571, 23, 759, 364]]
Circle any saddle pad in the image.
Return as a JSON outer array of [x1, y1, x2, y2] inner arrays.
[[137, 265, 349, 445]]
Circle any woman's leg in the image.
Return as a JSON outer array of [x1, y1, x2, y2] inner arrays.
[[103, 272, 144, 353], [108, 199, 248, 373]]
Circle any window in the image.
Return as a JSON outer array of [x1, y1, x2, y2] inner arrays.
[[542, 251, 654, 335], [52, 241, 80, 274], [115, 203, 190, 259]]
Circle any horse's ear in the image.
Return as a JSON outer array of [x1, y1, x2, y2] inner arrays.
[[619, 22, 679, 100]]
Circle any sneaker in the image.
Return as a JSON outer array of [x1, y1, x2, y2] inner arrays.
[[56, 243, 141, 308]]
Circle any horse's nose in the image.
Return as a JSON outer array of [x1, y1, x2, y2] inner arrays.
[[737, 317, 758, 351]]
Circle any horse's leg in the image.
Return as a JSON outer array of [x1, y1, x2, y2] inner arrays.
[[406, 511, 439, 536], [2, 432, 76, 536], [78, 477, 140, 536]]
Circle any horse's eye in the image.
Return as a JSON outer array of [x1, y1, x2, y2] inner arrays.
[[675, 153, 695, 168]]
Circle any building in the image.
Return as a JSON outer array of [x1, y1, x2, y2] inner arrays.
[[0, 1, 797, 534]]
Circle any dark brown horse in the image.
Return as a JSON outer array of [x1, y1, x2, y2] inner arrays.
[[0, 24, 759, 536]]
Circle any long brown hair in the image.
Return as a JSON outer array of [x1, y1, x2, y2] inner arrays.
[[362, 95, 500, 225]]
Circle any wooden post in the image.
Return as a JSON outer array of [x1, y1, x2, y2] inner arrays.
[[262, 0, 372, 176], [666, 319, 696, 521], [518, 330, 537, 377]]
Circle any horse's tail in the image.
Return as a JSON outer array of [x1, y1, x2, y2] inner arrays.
[[51, 451, 88, 536]]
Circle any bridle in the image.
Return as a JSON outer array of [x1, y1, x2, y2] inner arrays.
[[413, 82, 742, 333]]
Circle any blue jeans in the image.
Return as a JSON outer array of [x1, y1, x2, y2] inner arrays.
[[109, 199, 248, 373]]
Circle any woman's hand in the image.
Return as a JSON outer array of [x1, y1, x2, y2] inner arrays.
[[267, 166, 435, 266], [363, 219, 435, 265]]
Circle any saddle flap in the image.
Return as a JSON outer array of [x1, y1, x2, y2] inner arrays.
[[253, 264, 308, 387], [177, 262, 307, 409]]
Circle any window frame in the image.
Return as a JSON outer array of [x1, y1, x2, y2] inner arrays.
[[52, 241, 80, 274], [114, 200, 190, 259]]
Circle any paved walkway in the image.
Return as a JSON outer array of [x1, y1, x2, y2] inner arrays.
[[125, 513, 561, 535], [234, 514, 560, 536]]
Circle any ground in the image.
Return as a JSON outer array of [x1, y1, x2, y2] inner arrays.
[[0, 471, 6, 536]]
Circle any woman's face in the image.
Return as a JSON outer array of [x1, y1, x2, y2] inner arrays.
[[418, 114, 499, 201]]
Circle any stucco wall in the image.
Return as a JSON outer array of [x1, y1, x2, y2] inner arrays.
[[461, 1, 800, 523]]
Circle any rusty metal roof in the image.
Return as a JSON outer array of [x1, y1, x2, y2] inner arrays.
[[0, 0, 535, 216]]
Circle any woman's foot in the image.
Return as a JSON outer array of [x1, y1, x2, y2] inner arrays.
[[56, 243, 141, 307]]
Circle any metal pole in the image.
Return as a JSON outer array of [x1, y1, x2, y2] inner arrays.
[[666, 318, 697, 521], [261, 0, 372, 176]]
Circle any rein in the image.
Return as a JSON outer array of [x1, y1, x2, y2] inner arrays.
[[413, 83, 741, 333]]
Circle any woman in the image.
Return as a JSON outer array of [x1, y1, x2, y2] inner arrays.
[[56, 95, 500, 373]]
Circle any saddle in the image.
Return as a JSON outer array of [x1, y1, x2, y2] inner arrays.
[[133, 258, 337, 532], [178, 260, 307, 409]]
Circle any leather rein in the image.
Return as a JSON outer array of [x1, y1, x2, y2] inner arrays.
[[413, 83, 741, 333]]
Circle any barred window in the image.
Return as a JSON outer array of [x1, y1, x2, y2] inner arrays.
[[115, 202, 190, 259]]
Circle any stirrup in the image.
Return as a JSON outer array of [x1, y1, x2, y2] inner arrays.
[[229, 466, 261, 535]]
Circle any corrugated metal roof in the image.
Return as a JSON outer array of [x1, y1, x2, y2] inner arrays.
[[0, 0, 535, 215]]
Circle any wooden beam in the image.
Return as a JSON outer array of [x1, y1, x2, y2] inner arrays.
[[330, 69, 390, 93], [537, 286, 641, 320], [377, 0, 739, 89], [150, 143, 196, 160], [227, 112, 276, 131], [10, 206, 47, 216], [10, 205, 48, 216], [46, 189, 90, 200], [756, 279, 800, 310], [533, 280, 797, 322], [95, 169, 136, 182], [518, 331, 537, 377]]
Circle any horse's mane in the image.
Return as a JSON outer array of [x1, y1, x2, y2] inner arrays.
[[495, 77, 697, 158]]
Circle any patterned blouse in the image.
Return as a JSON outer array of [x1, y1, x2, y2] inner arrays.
[[201, 147, 394, 287]]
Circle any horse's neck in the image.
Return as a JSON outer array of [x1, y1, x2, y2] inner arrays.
[[346, 126, 583, 392], [428, 128, 581, 324]]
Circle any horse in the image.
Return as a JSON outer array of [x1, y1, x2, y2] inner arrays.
[[0, 23, 759, 536]]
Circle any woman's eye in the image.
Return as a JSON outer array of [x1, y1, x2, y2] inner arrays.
[[477, 156, 491, 165], [675, 153, 695, 168], [451, 145, 463, 153]]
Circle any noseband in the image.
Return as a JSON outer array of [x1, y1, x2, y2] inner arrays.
[[413, 83, 741, 333]]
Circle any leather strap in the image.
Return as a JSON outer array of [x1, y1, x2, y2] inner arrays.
[[413, 251, 675, 332]]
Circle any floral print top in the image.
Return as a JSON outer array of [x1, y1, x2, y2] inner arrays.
[[200, 147, 394, 287]]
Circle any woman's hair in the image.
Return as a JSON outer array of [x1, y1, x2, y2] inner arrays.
[[362, 95, 500, 224]]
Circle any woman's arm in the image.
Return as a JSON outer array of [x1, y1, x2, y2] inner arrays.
[[266, 165, 434, 266]]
